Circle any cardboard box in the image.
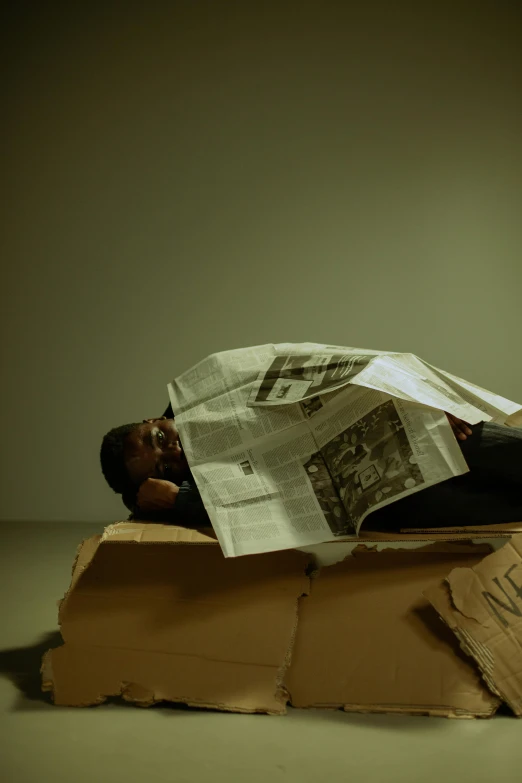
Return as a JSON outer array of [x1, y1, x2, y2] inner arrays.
[[42, 525, 310, 713], [426, 533, 522, 716], [42, 523, 521, 717]]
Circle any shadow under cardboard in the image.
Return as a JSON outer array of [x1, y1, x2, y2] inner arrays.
[[0, 630, 61, 707]]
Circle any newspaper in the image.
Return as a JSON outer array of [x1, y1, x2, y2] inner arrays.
[[168, 343, 521, 557]]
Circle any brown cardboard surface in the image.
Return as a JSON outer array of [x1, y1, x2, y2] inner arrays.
[[398, 523, 522, 536], [42, 525, 310, 713], [286, 543, 501, 718], [101, 521, 219, 544], [426, 533, 522, 716], [334, 523, 522, 544]]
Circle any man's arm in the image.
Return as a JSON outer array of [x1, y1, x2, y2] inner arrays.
[[130, 404, 207, 525], [132, 477, 210, 528]]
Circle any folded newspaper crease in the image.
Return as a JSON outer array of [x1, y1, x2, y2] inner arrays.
[[168, 344, 521, 558]]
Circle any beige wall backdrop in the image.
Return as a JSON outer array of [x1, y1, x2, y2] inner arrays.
[[2, 1, 521, 522]]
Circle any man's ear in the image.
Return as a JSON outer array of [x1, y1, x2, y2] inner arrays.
[[143, 416, 167, 424]]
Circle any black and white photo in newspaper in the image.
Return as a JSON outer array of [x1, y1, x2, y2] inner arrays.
[[309, 387, 469, 530], [249, 351, 374, 406]]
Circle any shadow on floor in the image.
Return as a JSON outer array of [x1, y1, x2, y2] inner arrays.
[[0, 630, 61, 708], [0, 631, 198, 713]]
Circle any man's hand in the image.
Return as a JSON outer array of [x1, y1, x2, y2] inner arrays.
[[446, 413, 473, 441], [136, 478, 179, 512]]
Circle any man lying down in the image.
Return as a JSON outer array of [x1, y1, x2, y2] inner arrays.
[[100, 402, 522, 533]]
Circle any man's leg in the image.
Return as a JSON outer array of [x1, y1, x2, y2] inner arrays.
[[366, 422, 522, 530], [366, 474, 522, 530], [459, 422, 522, 489]]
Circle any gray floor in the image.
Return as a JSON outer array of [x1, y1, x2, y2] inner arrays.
[[1, 522, 521, 783]]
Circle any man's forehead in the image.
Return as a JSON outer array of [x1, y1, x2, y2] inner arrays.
[[125, 438, 155, 484], [125, 427, 150, 459]]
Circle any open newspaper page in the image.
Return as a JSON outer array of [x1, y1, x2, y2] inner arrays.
[[187, 424, 351, 557], [169, 346, 345, 556], [306, 385, 468, 531], [168, 343, 521, 557]]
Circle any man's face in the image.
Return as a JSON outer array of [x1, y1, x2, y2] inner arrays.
[[124, 418, 189, 488]]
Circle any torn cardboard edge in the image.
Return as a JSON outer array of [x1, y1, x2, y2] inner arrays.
[[42, 523, 520, 718], [425, 533, 522, 717]]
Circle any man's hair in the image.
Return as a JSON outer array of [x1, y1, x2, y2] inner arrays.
[[100, 423, 141, 500]]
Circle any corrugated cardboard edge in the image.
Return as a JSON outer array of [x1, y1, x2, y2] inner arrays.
[[425, 580, 503, 705], [101, 521, 219, 545], [40, 650, 54, 697], [60, 533, 103, 610], [425, 534, 522, 716], [399, 523, 522, 536], [351, 542, 495, 556], [293, 703, 495, 719], [42, 523, 311, 713], [42, 531, 104, 700], [341, 526, 521, 542]]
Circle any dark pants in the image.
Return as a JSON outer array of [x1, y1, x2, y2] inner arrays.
[[366, 422, 522, 530]]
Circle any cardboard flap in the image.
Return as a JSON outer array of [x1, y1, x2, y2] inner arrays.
[[425, 533, 522, 716], [68, 535, 102, 594]]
